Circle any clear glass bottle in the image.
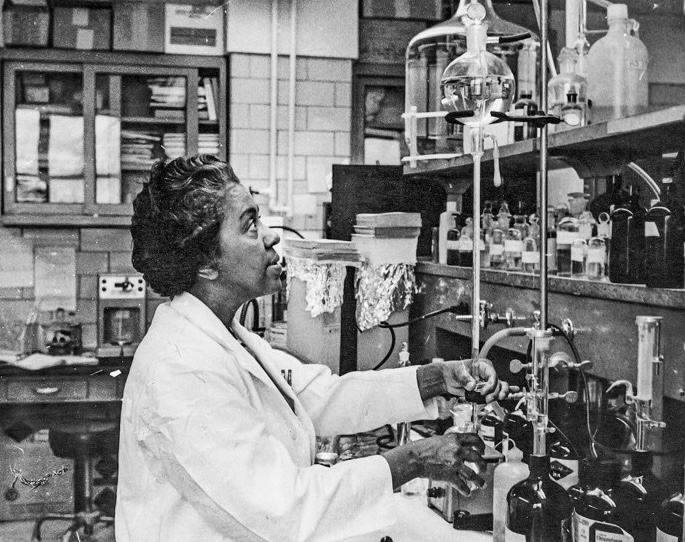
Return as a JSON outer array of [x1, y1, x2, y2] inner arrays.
[[497, 201, 512, 230], [522, 236, 540, 273], [644, 177, 685, 289], [578, 210, 596, 240], [459, 217, 474, 267], [490, 228, 506, 270], [547, 206, 558, 274], [586, 3, 649, 122], [586, 237, 608, 280], [513, 204, 529, 239], [609, 185, 645, 284], [556, 217, 580, 277], [656, 492, 685, 542], [571, 238, 587, 278], [505, 227, 524, 271], [506, 455, 574, 541], [512, 92, 538, 141], [446, 215, 461, 266], [405, 0, 538, 160], [547, 47, 588, 132]]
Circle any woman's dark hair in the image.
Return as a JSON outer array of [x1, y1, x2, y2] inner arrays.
[[131, 154, 240, 297]]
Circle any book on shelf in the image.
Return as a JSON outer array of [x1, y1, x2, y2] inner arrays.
[[352, 226, 422, 238], [154, 108, 185, 120], [355, 212, 422, 228], [202, 77, 217, 121]]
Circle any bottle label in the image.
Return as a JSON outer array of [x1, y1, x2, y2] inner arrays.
[[575, 512, 634, 542], [479, 239, 486, 251], [645, 221, 660, 237], [505, 527, 527, 541], [549, 458, 578, 489], [446, 240, 460, 250], [587, 247, 606, 264], [557, 231, 577, 245], [571, 245, 585, 262], [522, 251, 540, 264], [490, 244, 505, 255], [504, 240, 524, 252], [564, 110, 581, 126], [656, 528, 678, 542], [460, 238, 473, 251]]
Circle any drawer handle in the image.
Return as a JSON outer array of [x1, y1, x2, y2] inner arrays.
[[33, 386, 61, 395]]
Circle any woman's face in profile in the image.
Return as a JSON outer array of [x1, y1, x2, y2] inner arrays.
[[211, 183, 283, 302]]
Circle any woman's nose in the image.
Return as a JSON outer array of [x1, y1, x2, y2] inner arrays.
[[263, 226, 280, 248]]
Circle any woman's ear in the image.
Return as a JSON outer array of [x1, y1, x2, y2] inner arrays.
[[197, 265, 219, 281]]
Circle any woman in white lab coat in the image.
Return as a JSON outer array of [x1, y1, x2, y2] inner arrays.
[[116, 155, 510, 542]]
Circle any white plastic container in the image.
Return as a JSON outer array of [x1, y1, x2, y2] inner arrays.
[[492, 443, 529, 542], [586, 3, 648, 123]]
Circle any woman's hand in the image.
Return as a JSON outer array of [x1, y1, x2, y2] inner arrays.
[[382, 433, 487, 495], [417, 358, 514, 403]]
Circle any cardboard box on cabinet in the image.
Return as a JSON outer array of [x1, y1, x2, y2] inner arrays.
[[53, 7, 112, 50], [164, 3, 225, 56], [113, 2, 165, 53], [2, 1, 50, 47]]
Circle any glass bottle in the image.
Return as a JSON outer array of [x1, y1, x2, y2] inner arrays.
[[586, 3, 649, 122], [571, 238, 587, 278], [512, 204, 529, 239], [493, 441, 529, 542], [522, 236, 540, 273], [459, 217, 474, 267], [586, 237, 608, 280], [573, 459, 637, 541], [505, 227, 524, 271], [620, 450, 670, 542], [549, 439, 581, 491], [556, 217, 580, 277], [513, 92, 538, 141], [590, 173, 626, 220], [446, 215, 461, 266], [497, 201, 512, 230], [405, 0, 539, 159], [644, 177, 685, 289], [506, 454, 574, 541], [597, 211, 612, 277], [547, 47, 588, 132], [490, 228, 506, 269], [609, 185, 645, 284], [656, 492, 685, 542], [579, 210, 596, 240]]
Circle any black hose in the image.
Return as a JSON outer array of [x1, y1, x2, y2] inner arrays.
[[492, 32, 531, 44], [271, 225, 306, 239], [372, 325, 396, 371]]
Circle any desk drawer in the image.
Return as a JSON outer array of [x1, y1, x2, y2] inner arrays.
[[6, 378, 88, 402]]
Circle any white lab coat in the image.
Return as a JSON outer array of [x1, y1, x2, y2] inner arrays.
[[116, 292, 437, 541]]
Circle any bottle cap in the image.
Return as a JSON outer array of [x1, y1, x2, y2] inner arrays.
[[607, 3, 628, 20]]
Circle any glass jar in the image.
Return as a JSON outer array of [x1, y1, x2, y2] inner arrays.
[[556, 217, 580, 277], [505, 227, 523, 271], [586, 237, 607, 280]]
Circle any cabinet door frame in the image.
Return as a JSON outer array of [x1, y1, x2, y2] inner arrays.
[[84, 64, 197, 216], [3, 61, 86, 216]]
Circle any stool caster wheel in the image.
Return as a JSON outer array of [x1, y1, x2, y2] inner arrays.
[[4, 487, 19, 501]]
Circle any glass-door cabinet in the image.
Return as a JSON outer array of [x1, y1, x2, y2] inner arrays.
[[2, 50, 226, 225]]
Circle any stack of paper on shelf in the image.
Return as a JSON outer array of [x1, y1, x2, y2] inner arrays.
[[352, 212, 422, 266], [121, 130, 161, 169], [162, 133, 187, 159], [283, 238, 361, 264]]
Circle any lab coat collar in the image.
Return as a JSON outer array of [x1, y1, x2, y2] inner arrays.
[[168, 293, 276, 391]]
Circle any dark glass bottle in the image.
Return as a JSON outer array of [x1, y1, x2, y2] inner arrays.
[[446, 215, 461, 266], [656, 492, 685, 542], [609, 185, 645, 284], [590, 173, 625, 220], [506, 455, 573, 541], [567, 458, 593, 506], [549, 435, 581, 491], [573, 459, 636, 541], [644, 178, 685, 289], [620, 450, 669, 542]]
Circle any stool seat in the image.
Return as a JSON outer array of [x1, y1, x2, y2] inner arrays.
[[49, 421, 119, 460]]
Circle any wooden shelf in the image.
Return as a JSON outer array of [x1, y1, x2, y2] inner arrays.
[[122, 116, 185, 125], [416, 261, 685, 310], [404, 104, 685, 181]]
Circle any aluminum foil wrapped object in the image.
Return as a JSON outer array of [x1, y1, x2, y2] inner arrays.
[[355, 263, 416, 331], [287, 256, 347, 318]]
